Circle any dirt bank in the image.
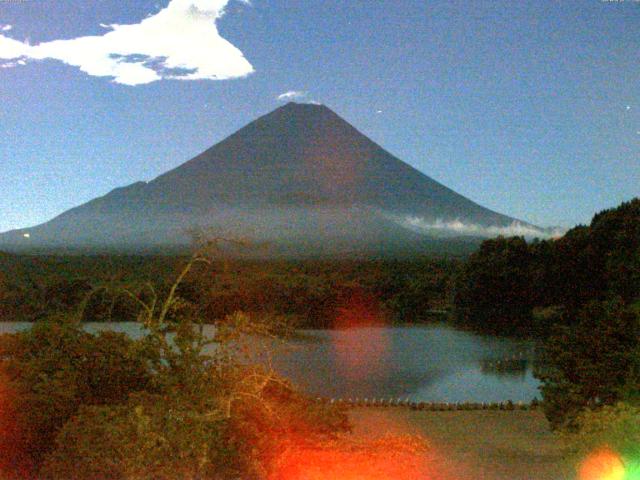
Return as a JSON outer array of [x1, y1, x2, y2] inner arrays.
[[349, 408, 573, 480]]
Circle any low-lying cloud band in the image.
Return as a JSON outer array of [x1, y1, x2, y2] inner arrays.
[[392, 215, 565, 239]]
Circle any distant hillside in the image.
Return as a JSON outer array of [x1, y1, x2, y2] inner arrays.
[[0, 102, 543, 256]]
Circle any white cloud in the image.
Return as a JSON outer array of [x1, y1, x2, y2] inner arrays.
[[0, 35, 30, 58], [391, 215, 566, 239], [0, 0, 254, 86], [277, 90, 308, 101], [1, 25, 12, 32], [276, 90, 322, 105]]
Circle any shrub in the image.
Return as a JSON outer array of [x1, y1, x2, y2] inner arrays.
[[40, 394, 240, 480], [0, 319, 153, 477], [2, 252, 351, 479], [561, 402, 640, 475], [535, 299, 640, 429]]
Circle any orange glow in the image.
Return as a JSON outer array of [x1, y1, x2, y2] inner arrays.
[[331, 290, 390, 381], [0, 369, 27, 477], [303, 133, 361, 196], [578, 448, 626, 480], [269, 435, 438, 480]]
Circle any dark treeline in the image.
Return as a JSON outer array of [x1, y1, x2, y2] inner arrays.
[[454, 198, 640, 431], [453, 198, 640, 337], [0, 255, 458, 328]]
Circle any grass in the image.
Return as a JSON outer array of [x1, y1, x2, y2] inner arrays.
[[349, 408, 574, 480]]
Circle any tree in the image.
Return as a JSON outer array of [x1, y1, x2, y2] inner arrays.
[[43, 278, 93, 312], [591, 198, 640, 304], [453, 236, 535, 335], [535, 299, 640, 429], [453, 198, 640, 337], [545, 198, 640, 312], [80, 286, 142, 322]]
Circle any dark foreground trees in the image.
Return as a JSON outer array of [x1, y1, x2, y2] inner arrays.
[[453, 236, 535, 336], [452, 198, 640, 455], [531, 200, 640, 431], [453, 198, 640, 337]]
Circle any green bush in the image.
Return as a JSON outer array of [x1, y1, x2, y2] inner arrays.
[[40, 394, 239, 480], [561, 402, 640, 474], [0, 319, 154, 477], [535, 299, 640, 429], [0, 253, 350, 479]]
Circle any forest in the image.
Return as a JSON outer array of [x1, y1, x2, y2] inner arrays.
[[453, 198, 640, 338], [0, 254, 457, 329]]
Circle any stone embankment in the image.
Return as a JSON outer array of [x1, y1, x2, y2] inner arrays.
[[316, 397, 540, 411]]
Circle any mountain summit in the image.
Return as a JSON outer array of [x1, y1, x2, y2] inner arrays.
[[1, 102, 539, 254]]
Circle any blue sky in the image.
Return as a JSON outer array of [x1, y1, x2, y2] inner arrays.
[[0, 0, 638, 233]]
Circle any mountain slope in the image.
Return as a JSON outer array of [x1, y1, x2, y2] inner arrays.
[[0, 102, 536, 254]]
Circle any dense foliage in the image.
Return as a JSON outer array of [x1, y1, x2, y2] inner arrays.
[[0, 254, 351, 479], [535, 299, 640, 430], [454, 198, 640, 336], [0, 320, 154, 476], [453, 236, 536, 336], [0, 255, 457, 327]]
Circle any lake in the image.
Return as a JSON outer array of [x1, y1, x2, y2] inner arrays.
[[0, 322, 540, 403]]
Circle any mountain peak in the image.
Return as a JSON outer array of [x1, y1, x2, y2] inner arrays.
[[271, 102, 336, 115], [277, 101, 329, 114], [282, 101, 324, 108], [0, 103, 534, 253]]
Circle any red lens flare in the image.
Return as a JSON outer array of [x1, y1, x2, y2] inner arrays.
[[0, 369, 29, 478], [330, 289, 390, 382], [303, 132, 362, 197], [269, 435, 436, 480], [578, 448, 626, 480]]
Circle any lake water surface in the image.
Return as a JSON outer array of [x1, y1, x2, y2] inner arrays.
[[0, 322, 540, 403]]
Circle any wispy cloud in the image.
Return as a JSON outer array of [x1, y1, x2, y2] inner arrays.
[[392, 215, 565, 239], [0, 59, 25, 69], [0, 0, 254, 86], [1, 25, 12, 32], [277, 90, 308, 101], [276, 90, 322, 105]]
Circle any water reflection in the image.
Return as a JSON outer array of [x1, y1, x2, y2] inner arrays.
[[479, 357, 529, 379], [268, 325, 540, 403]]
